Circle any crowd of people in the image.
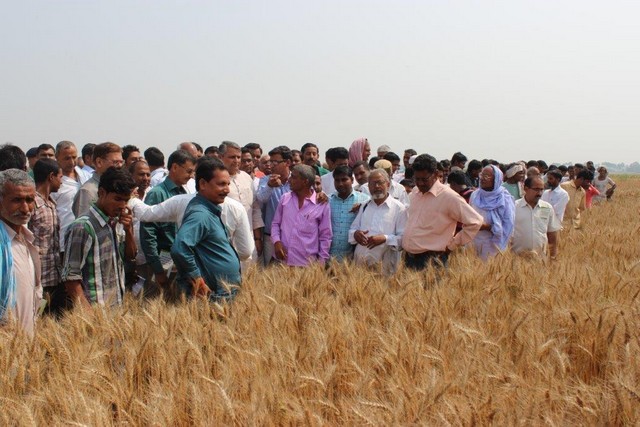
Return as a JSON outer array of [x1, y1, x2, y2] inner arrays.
[[0, 139, 617, 335]]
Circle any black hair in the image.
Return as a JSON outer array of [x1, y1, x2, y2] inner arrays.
[[144, 147, 165, 167], [122, 145, 140, 161], [332, 165, 353, 179], [82, 143, 96, 161], [447, 169, 467, 186], [37, 143, 55, 155], [404, 149, 417, 156], [167, 149, 196, 170], [577, 170, 594, 181], [244, 143, 261, 153], [204, 146, 219, 156], [467, 159, 483, 172], [0, 144, 27, 171], [526, 160, 538, 168], [451, 152, 467, 164], [368, 156, 379, 169], [547, 170, 563, 181], [440, 159, 451, 168], [412, 154, 438, 174], [352, 160, 369, 171], [574, 163, 585, 170], [241, 147, 252, 155], [383, 152, 400, 163], [400, 179, 415, 188], [98, 166, 137, 195], [300, 143, 318, 154], [193, 142, 203, 154], [195, 157, 227, 191], [537, 160, 548, 171], [33, 158, 61, 184], [268, 145, 292, 161], [326, 147, 349, 162], [558, 165, 568, 172], [92, 142, 122, 162]]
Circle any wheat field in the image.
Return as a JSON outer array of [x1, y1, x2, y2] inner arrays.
[[1, 176, 639, 425]]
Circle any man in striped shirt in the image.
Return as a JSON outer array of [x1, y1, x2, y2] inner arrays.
[[62, 167, 137, 308]]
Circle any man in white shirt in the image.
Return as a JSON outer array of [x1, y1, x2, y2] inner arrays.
[[50, 141, 85, 248], [0, 169, 42, 336], [359, 159, 410, 207], [541, 170, 569, 224], [219, 141, 264, 264], [321, 147, 349, 196], [349, 168, 407, 275], [512, 176, 561, 259]]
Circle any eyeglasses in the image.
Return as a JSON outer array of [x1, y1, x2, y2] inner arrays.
[[177, 163, 195, 175]]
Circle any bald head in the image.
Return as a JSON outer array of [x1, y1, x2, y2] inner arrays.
[[178, 142, 198, 158]]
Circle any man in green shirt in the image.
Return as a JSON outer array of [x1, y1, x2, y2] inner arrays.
[[140, 149, 196, 297]]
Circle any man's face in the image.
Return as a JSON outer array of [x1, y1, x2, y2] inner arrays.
[[403, 152, 412, 169], [470, 168, 481, 179], [259, 155, 272, 175], [38, 148, 55, 160], [303, 147, 319, 167], [125, 151, 142, 167], [546, 174, 560, 189], [0, 182, 36, 228], [171, 160, 195, 186], [334, 174, 353, 198], [221, 147, 241, 175], [524, 178, 545, 206], [56, 146, 78, 174], [97, 188, 131, 218], [368, 173, 389, 200], [291, 152, 302, 166], [515, 170, 525, 182], [95, 152, 124, 174], [269, 154, 289, 177], [200, 169, 230, 205], [479, 166, 495, 191], [568, 166, 575, 178], [454, 160, 466, 169], [288, 169, 308, 193], [250, 149, 261, 163], [414, 169, 438, 194], [391, 160, 401, 174], [581, 179, 592, 190], [132, 162, 151, 192], [50, 169, 63, 193], [353, 165, 369, 185], [377, 149, 388, 158], [314, 175, 322, 194], [240, 152, 254, 175]]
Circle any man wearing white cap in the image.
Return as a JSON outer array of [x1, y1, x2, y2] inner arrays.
[[502, 162, 525, 200]]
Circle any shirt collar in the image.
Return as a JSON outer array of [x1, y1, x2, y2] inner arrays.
[[331, 191, 355, 201], [1, 221, 35, 243], [89, 203, 111, 227], [35, 191, 56, 208]]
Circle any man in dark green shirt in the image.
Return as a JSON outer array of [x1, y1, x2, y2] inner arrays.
[[140, 149, 196, 296], [171, 158, 241, 302]]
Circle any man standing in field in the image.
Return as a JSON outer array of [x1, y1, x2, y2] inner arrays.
[[329, 165, 370, 261], [0, 169, 41, 336], [349, 168, 406, 274], [402, 154, 483, 270], [541, 170, 569, 224], [512, 176, 561, 259], [62, 167, 137, 308], [560, 169, 591, 230], [271, 164, 332, 267], [141, 149, 196, 296], [171, 158, 242, 302]]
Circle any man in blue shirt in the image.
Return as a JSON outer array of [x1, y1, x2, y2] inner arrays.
[[171, 158, 241, 302], [329, 165, 369, 261]]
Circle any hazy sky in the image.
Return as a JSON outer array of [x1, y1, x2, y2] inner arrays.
[[1, 1, 638, 164]]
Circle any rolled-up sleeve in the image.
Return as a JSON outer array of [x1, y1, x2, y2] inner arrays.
[[170, 212, 206, 279], [448, 200, 483, 250]]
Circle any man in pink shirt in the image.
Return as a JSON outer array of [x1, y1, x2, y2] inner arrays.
[[271, 165, 332, 267], [402, 154, 483, 270]]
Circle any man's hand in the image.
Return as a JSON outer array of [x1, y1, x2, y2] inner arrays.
[[268, 174, 282, 188], [119, 207, 134, 233], [255, 238, 263, 256], [354, 230, 369, 246], [274, 241, 287, 261], [480, 223, 492, 232], [350, 203, 362, 214], [366, 234, 386, 249], [189, 277, 211, 298], [316, 191, 329, 204]]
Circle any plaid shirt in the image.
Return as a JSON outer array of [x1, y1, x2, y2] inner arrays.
[[62, 204, 125, 306], [329, 190, 370, 261], [28, 192, 61, 288]]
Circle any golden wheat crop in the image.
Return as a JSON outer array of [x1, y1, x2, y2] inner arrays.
[[1, 176, 639, 425]]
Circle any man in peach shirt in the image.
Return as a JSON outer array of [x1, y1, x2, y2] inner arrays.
[[402, 154, 483, 270]]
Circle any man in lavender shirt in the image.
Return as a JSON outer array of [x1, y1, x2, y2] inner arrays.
[[271, 164, 332, 267]]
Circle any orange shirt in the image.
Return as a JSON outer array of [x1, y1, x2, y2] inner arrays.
[[402, 180, 483, 253]]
